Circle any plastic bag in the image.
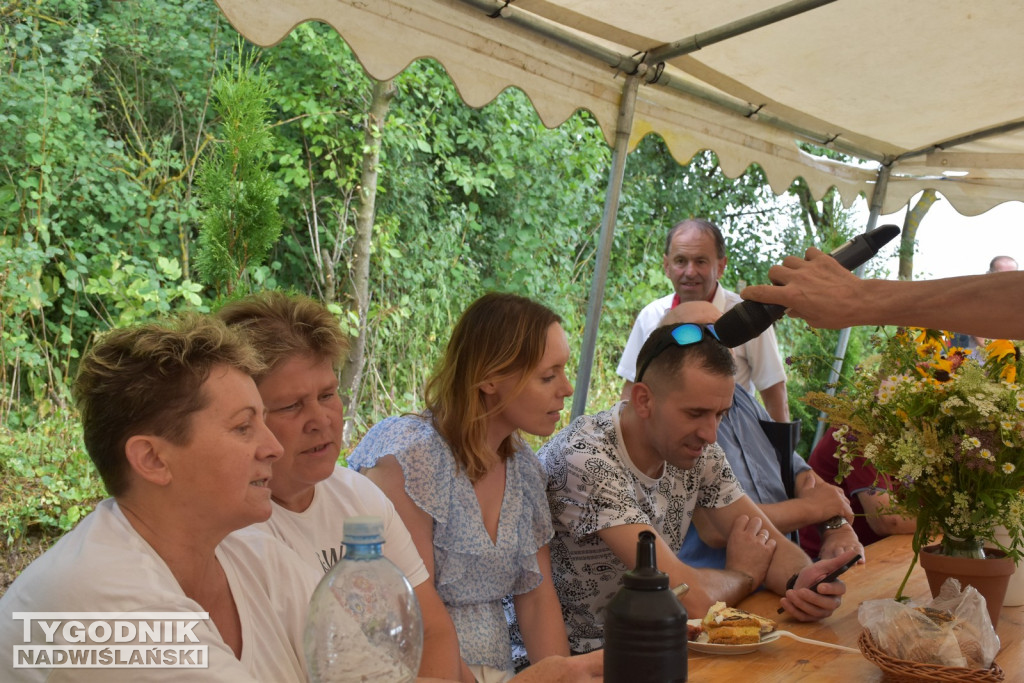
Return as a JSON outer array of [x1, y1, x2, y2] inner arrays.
[[858, 578, 1000, 669]]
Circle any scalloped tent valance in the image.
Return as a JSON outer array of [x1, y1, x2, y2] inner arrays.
[[212, 0, 1024, 411], [214, 0, 1024, 217]]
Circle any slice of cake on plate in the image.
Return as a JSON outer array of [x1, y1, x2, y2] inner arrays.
[[702, 601, 777, 645]]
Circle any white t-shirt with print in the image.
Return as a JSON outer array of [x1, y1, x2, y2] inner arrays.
[[257, 465, 429, 586], [540, 403, 745, 654]]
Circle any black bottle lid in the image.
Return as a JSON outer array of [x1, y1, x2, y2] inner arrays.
[[623, 530, 669, 590]]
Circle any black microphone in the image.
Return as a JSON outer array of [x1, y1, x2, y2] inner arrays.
[[714, 224, 902, 348]]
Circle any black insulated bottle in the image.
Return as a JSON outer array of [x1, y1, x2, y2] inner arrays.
[[603, 530, 687, 682]]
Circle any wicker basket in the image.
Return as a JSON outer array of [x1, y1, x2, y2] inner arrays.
[[858, 630, 1004, 682]]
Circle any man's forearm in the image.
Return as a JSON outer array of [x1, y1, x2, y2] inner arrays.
[[747, 251, 1024, 339], [688, 567, 756, 610], [763, 539, 813, 594], [756, 498, 814, 534], [859, 274, 1024, 338]]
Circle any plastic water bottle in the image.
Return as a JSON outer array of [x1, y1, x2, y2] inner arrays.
[[304, 515, 423, 682], [604, 530, 687, 682]]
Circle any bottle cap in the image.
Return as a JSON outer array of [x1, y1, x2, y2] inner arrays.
[[623, 530, 669, 590], [343, 515, 385, 544]]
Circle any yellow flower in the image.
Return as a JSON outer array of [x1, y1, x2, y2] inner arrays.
[[985, 339, 1017, 363], [913, 329, 945, 359], [1001, 365, 1017, 383], [1004, 463, 1017, 474], [917, 341, 943, 359]]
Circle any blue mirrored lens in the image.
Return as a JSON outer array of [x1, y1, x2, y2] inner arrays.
[[670, 324, 704, 345], [670, 323, 718, 345]]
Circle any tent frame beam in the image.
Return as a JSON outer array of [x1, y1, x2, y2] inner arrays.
[[647, 0, 838, 63], [895, 118, 1024, 163], [459, 0, 1024, 169], [456, 0, 883, 161]]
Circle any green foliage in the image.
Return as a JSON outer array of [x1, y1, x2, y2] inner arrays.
[[263, 23, 372, 302], [1, 4, 873, 552], [0, 0, 231, 421], [82, 251, 207, 325], [195, 44, 282, 296], [348, 62, 615, 430], [0, 410, 104, 544]]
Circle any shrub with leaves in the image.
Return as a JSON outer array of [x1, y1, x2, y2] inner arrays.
[[0, 411, 104, 544]]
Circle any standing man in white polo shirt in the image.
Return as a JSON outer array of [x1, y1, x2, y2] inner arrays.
[[617, 218, 790, 421]]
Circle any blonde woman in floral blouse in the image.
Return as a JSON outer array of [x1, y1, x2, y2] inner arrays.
[[349, 293, 572, 682]]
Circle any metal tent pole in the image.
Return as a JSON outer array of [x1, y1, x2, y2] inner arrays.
[[571, 73, 641, 420], [646, 0, 836, 62], [456, 0, 870, 159], [812, 164, 892, 447]]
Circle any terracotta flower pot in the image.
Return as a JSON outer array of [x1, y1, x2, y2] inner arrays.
[[993, 526, 1024, 606], [918, 544, 1015, 626]]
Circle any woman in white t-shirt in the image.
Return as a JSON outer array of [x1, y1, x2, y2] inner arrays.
[[0, 315, 315, 682]]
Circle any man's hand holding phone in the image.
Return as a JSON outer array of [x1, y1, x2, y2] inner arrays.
[[777, 549, 861, 621]]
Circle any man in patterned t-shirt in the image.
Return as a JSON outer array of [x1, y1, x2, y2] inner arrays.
[[540, 323, 858, 654]]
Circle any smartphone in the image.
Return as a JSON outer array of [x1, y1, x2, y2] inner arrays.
[[808, 553, 861, 592], [777, 554, 861, 614]]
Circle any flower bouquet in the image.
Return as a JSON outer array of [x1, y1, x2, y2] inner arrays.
[[805, 328, 1024, 598]]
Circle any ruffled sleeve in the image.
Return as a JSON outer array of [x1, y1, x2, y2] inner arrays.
[[508, 442, 554, 595], [347, 415, 455, 526]]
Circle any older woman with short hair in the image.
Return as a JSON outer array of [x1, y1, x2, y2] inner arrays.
[[0, 315, 316, 682]]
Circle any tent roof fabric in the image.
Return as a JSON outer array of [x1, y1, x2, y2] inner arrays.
[[214, 0, 1024, 215]]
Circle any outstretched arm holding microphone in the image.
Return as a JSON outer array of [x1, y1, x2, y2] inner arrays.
[[741, 247, 1024, 339]]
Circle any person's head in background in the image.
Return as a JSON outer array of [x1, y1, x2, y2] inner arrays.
[[74, 313, 280, 534], [989, 255, 1018, 273], [218, 291, 349, 512], [427, 292, 573, 482], [663, 218, 728, 304], [658, 300, 723, 328]]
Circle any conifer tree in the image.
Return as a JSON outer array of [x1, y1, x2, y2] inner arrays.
[[195, 45, 281, 296]]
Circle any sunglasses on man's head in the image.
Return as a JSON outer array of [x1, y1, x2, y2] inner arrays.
[[635, 323, 721, 383]]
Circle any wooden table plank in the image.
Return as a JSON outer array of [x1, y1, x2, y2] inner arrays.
[[685, 534, 1023, 682]]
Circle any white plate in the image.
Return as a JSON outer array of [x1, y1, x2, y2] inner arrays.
[[686, 619, 780, 655]]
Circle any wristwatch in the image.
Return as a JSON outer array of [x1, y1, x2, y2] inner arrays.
[[822, 515, 849, 531]]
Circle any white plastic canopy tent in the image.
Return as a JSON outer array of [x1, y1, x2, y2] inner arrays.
[[212, 0, 1024, 414]]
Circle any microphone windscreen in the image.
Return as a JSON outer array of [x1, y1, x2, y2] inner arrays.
[[715, 301, 786, 348]]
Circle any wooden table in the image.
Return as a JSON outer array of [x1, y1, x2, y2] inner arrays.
[[686, 534, 1023, 681]]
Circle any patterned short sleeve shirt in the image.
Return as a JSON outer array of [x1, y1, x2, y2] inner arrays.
[[540, 402, 744, 653]]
